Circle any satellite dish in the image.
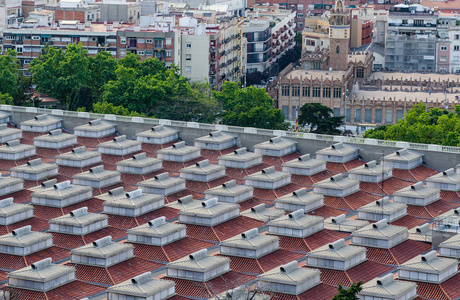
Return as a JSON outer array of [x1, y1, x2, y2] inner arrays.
[[329, 67, 333, 72]]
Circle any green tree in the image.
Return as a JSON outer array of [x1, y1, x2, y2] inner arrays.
[[298, 103, 344, 134], [29, 43, 117, 110], [90, 101, 145, 117], [0, 93, 14, 105], [333, 281, 363, 300], [214, 81, 288, 130], [102, 53, 217, 121], [364, 103, 460, 146]]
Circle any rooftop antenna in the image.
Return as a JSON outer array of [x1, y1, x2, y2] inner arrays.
[[381, 149, 385, 220]]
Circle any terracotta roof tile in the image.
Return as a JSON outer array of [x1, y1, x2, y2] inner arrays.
[[201, 147, 239, 164], [0, 159, 22, 172], [407, 281, 450, 300], [276, 235, 310, 253], [410, 165, 439, 182], [132, 236, 215, 263], [24, 246, 70, 265], [163, 157, 205, 173], [52, 227, 127, 249], [346, 260, 394, 284], [163, 277, 211, 298], [425, 200, 459, 218], [365, 247, 397, 265], [344, 191, 380, 210], [406, 205, 433, 219], [185, 216, 265, 242], [204, 271, 256, 296], [239, 198, 264, 211], [59, 166, 85, 179], [135, 206, 180, 224], [304, 229, 350, 251], [390, 215, 428, 229], [253, 188, 278, 201], [6, 281, 105, 300], [360, 178, 413, 196], [141, 142, 178, 156], [307, 205, 346, 218], [0, 253, 26, 271], [442, 273, 460, 300], [218, 249, 304, 274], [67, 257, 164, 286], [440, 190, 460, 203], [165, 189, 204, 203], [0, 270, 7, 283], [297, 283, 338, 300], [101, 153, 125, 166], [290, 174, 315, 187], [392, 169, 418, 182], [323, 196, 353, 211], [32, 198, 104, 220], [225, 167, 250, 180], [35, 147, 61, 159], [4, 217, 49, 232], [119, 169, 164, 184], [262, 152, 301, 170], [326, 162, 348, 173], [311, 267, 351, 287], [107, 214, 139, 230], [390, 239, 431, 264]]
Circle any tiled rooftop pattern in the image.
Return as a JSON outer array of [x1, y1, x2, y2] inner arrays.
[[0, 113, 456, 299]]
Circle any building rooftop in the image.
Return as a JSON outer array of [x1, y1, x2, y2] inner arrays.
[[0, 225, 52, 248], [31, 180, 92, 200], [71, 236, 133, 258], [353, 219, 407, 239], [180, 159, 225, 176], [107, 272, 175, 298], [399, 250, 458, 273], [55, 146, 101, 161], [220, 228, 279, 250], [179, 198, 239, 218], [167, 249, 229, 272], [316, 142, 358, 157], [0, 139, 35, 154], [258, 261, 319, 284], [282, 153, 326, 169], [8, 257, 74, 282], [136, 125, 178, 139], [393, 182, 439, 198], [127, 216, 186, 239], [383, 148, 422, 163], [359, 274, 417, 299], [268, 209, 323, 230], [348, 160, 392, 176], [426, 168, 460, 184], [245, 166, 290, 183], [307, 238, 366, 261], [357, 197, 407, 214], [313, 174, 359, 190], [254, 137, 296, 152], [73, 119, 116, 133], [20, 114, 61, 128], [49, 207, 107, 227], [194, 131, 237, 145]]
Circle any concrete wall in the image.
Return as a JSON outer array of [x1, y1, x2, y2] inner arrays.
[[5, 108, 460, 171]]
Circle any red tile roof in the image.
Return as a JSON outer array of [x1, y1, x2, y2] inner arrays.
[[35, 147, 62, 159], [107, 214, 139, 230], [239, 197, 264, 211], [67, 257, 165, 286], [165, 189, 204, 203], [326, 159, 366, 174], [392, 169, 418, 183], [52, 226, 127, 249], [390, 215, 428, 229], [268, 283, 338, 300], [360, 177, 413, 196], [162, 157, 206, 173], [77, 135, 118, 148], [164, 271, 256, 299], [291, 171, 334, 188], [32, 198, 104, 220], [323, 196, 353, 211], [6, 281, 105, 300], [406, 200, 459, 219], [344, 191, 380, 210], [440, 190, 460, 203], [276, 235, 310, 253], [253, 183, 300, 202], [135, 206, 180, 224], [2, 217, 49, 233], [225, 164, 270, 181], [365, 239, 431, 265], [185, 216, 265, 242], [402, 274, 460, 300], [304, 229, 350, 251], [0, 246, 70, 272], [410, 165, 439, 182], [141, 141, 178, 156], [307, 206, 346, 218], [132, 236, 215, 263], [201, 147, 239, 164], [262, 152, 301, 171]]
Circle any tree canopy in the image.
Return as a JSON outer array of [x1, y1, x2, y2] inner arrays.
[[364, 103, 460, 146], [332, 281, 363, 300], [298, 102, 344, 134], [214, 81, 288, 130]]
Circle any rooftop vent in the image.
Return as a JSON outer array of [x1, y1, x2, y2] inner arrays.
[[154, 172, 170, 180], [288, 209, 305, 219], [34, 115, 48, 121], [70, 207, 88, 217], [178, 195, 193, 204], [54, 181, 71, 190], [89, 165, 104, 173], [72, 146, 86, 154], [12, 225, 32, 236], [93, 236, 112, 247], [27, 158, 42, 166], [202, 198, 218, 208], [293, 188, 308, 196], [126, 189, 143, 199], [173, 141, 186, 149], [209, 131, 222, 137], [148, 216, 167, 227], [0, 197, 14, 208], [131, 272, 151, 285], [234, 147, 247, 155], [269, 136, 282, 143], [241, 228, 258, 239], [31, 258, 52, 270], [189, 249, 208, 260], [108, 187, 124, 196], [89, 119, 101, 126], [396, 148, 408, 156], [331, 142, 344, 149], [280, 261, 297, 273], [152, 125, 165, 132], [222, 180, 237, 188], [262, 166, 276, 174]]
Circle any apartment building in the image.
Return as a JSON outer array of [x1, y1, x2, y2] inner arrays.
[[385, 4, 437, 72], [0, 0, 23, 31], [350, 5, 375, 48], [437, 12, 460, 73], [243, 5, 295, 74], [3, 20, 127, 70], [178, 17, 245, 85], [44, 0, 100, 22]]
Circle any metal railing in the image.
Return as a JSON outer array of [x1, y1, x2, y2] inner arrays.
[[2, 104, 460, 154]]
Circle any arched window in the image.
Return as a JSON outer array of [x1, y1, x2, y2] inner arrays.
[[336, 45, 340, 54]]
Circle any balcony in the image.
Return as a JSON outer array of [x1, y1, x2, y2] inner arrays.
[[388, 23, 437, 28]]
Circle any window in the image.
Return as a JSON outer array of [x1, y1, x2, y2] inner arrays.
[[312, 86, 320, 97], [32, 36, 40, 40], [4, 36, 14, 40], [375, 109, 382, 123], [15, 46, 23, 53], [120, 38, 126, 44], [186, 42, 191, 48], [166, 50, 172, 57], [292, 86, 300, 97], [396, 110, 404, 120], [365, 109, 372, 122], [298, 4, 304, 10], [186, 54, 191, 61], [166, 38, 172, 45], [154, 39, 163, 48], [292, 106, 297, 118], [333, 87, 342, 98], [297, 13, 304, 18], [455, 46, 460, 51], [354, 108, 361, 122], [281, 86, 290, 96], [336, 45, 340, 54], [456, 34, 460, 40], [440, 55, 448, 62], [346, 108, 351, 122], [146, 39, 153, 43], [282, 106, 289, 117], [356, 68, 364, 78], [333, 107, 341, 117], [454, 56, 460, 62], [185, 66, 191, 73], [313, 61, 321, 70], [322, 87, 331, 98], [441, 46, 447, 51], [138, 39, 145, 43], [302, 86, 310, 97], [386, 109, 393, 123], [24, 60, 31, 64], [402, 19, 408, 24]]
